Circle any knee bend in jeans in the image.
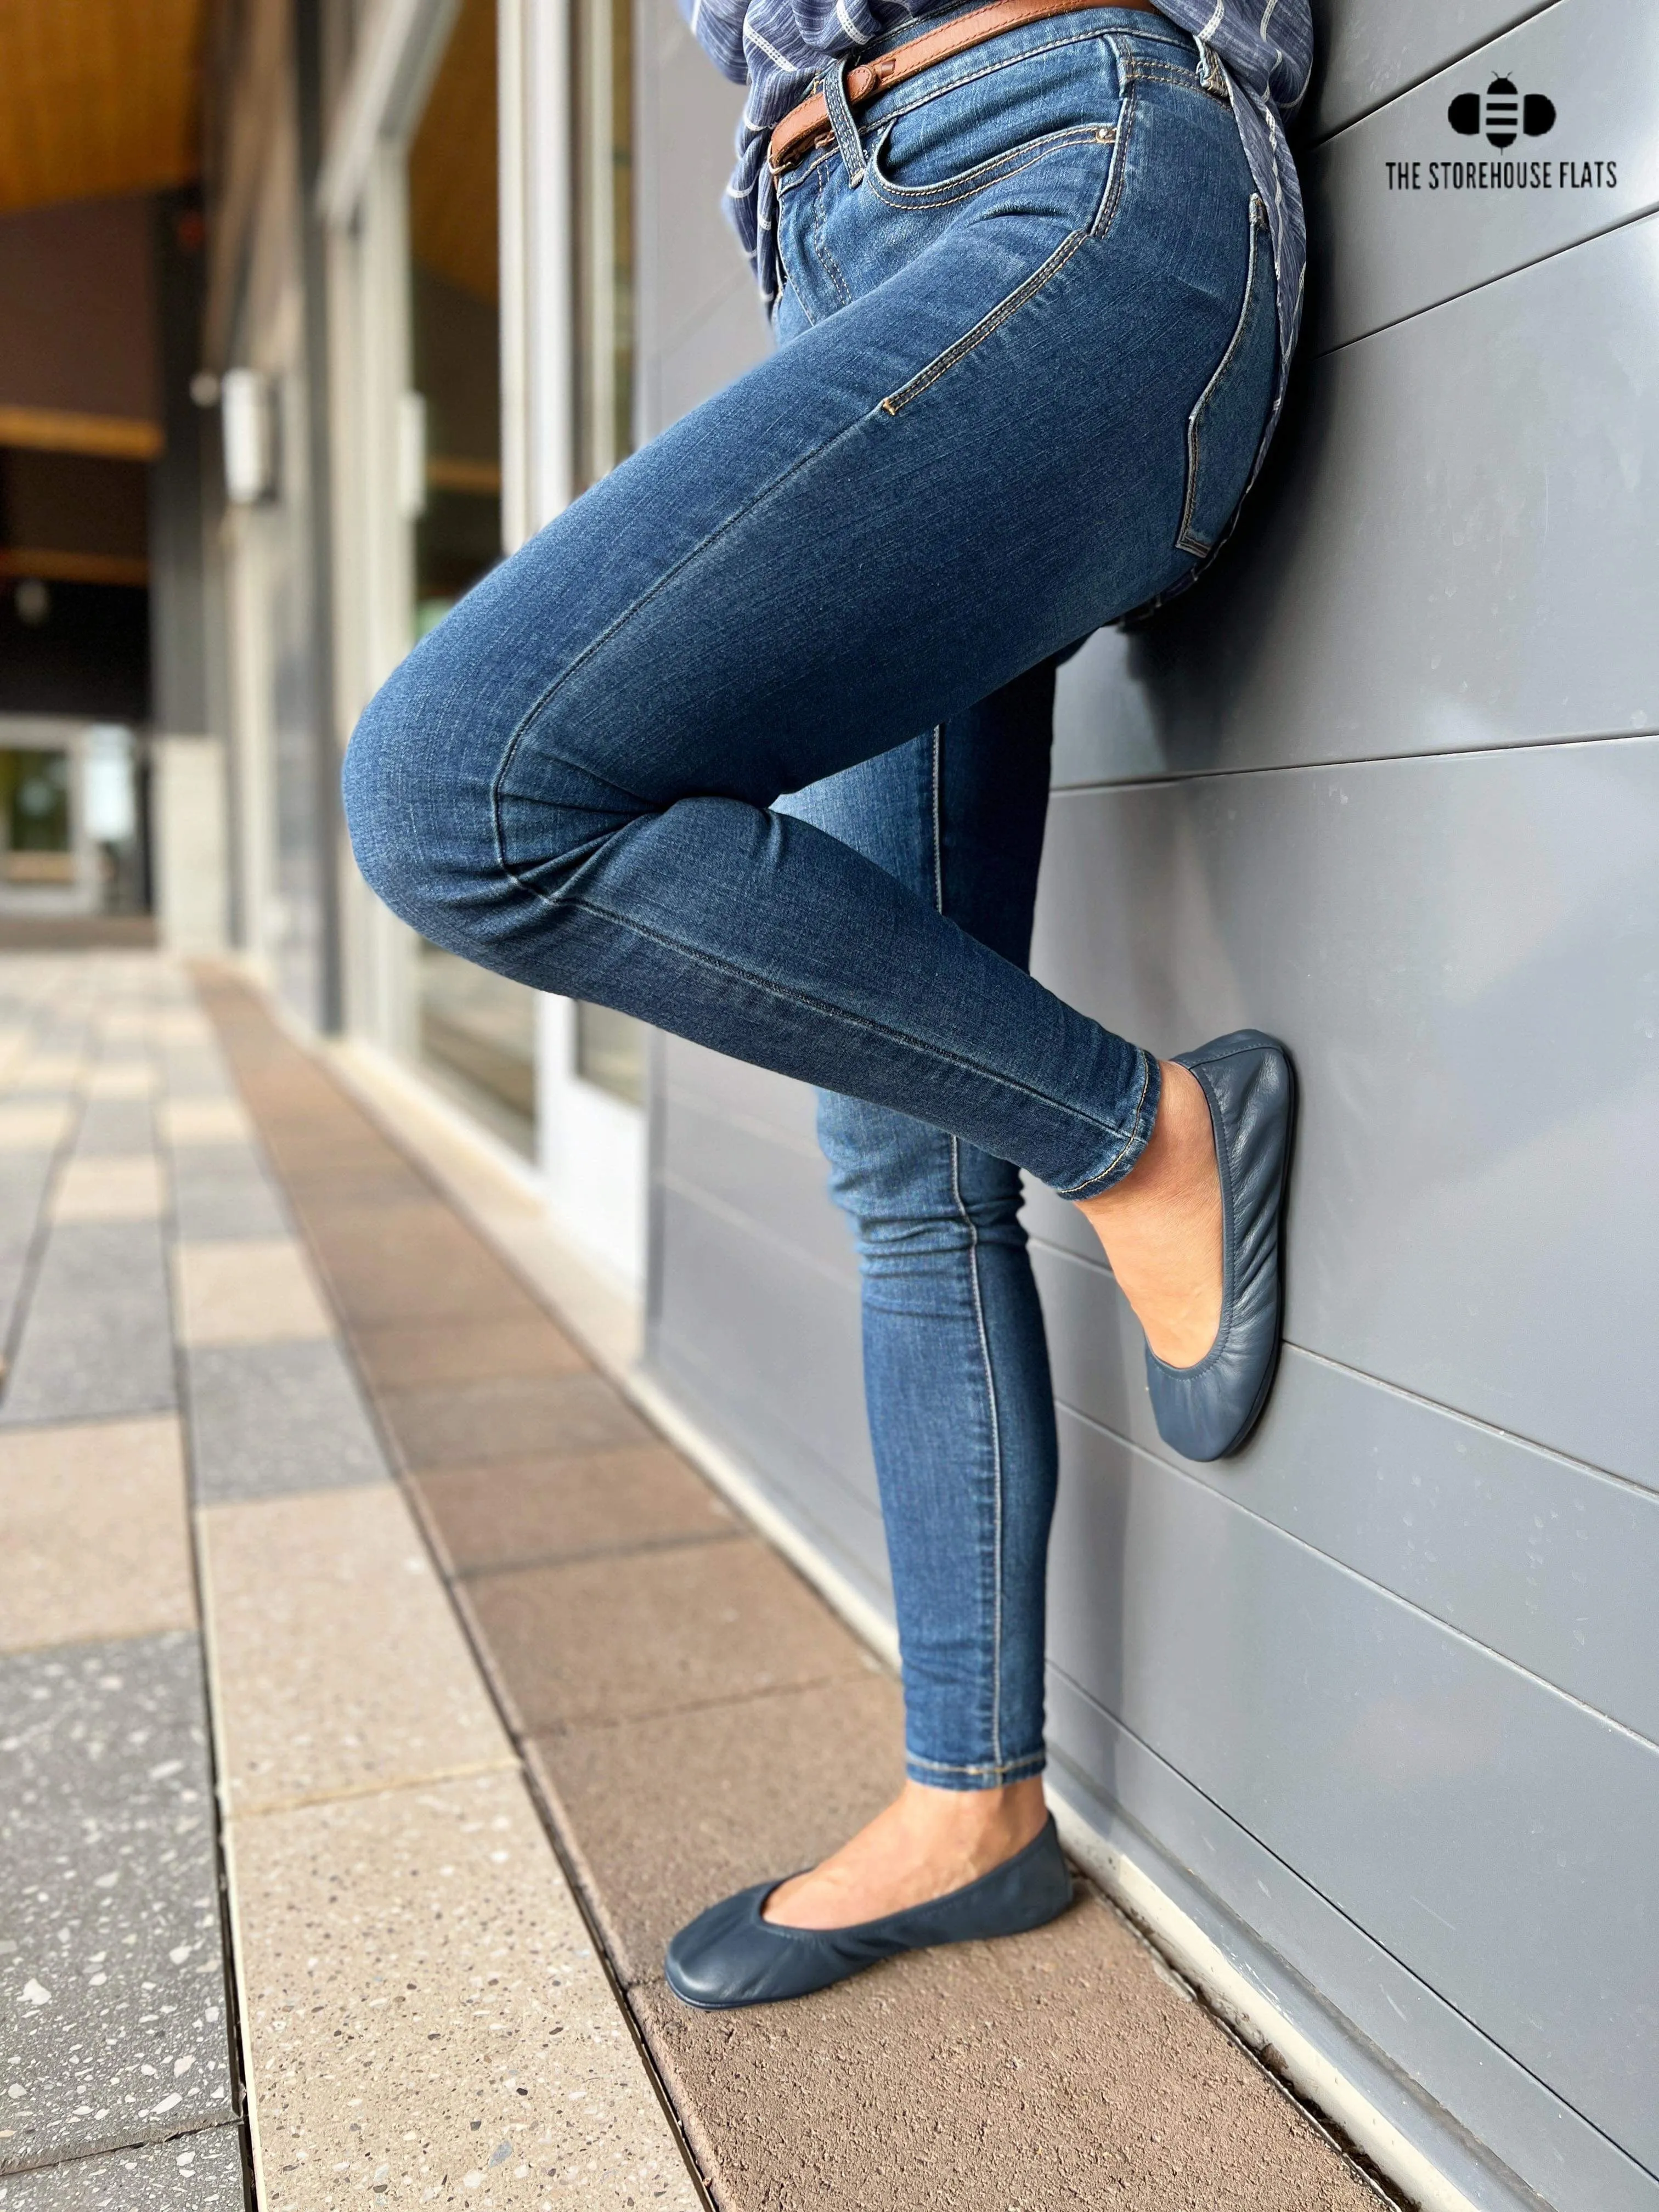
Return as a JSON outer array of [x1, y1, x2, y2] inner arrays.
[[340, 634, 603, 982]]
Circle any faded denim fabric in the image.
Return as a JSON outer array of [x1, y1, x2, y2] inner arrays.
[[689, 0, 1308, 469], [344, 18, 1278, 1782]]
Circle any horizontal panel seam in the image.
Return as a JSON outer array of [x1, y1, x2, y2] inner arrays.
[[644, 1346, 887, 1525], [1045, 1666, 1659, 2190], [661, 1084, 825, 1160], [1301, 0, 1565, 148], [1047, 723, 1659, 796], [1319, 201, 1659, 360], [1053, 1393, 1659, 1759], [1026, 1229, 1658, 1500], [659, 1170, 859, 1294]]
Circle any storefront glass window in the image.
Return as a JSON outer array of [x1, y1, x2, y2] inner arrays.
[[1, 748, 72, 883], [572, 0, 645, 1105], [404, 0, 538, 1156]]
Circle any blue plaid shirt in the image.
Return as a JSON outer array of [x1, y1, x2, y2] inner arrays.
[[686, 0, 1311, 428]]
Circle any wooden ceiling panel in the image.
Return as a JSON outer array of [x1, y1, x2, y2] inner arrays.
[[0, 0, 207, 216], [409, 0, 499, 304]]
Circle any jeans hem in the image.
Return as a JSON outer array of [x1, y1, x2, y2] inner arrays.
[[906, 1750, 1048, 1790], [1055, 1046, 1161, 1201]]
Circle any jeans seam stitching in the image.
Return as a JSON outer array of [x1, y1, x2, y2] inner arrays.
[[877, 226, 1086, 417], [1086, 59, 1134, 237], [1051, 1045, 1152, 1195], [933, 724, 1006, 1776], [812, 150, 854, 307], [861, 19, 1186, 133], [907, 1751, 1045, 1776], [866, 122, 1114, 212], [1176, 193, 1266, 556], [500, 887, 1144, 1154]]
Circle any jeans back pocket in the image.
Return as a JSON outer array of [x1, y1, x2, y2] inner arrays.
[[1176, 194, 1276, 558]]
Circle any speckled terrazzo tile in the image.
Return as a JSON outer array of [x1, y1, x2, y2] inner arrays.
[[0, 1159, 53, 1340], [0, 1634, 236, 2173], [9, 1060, 86, 1096], [0, 1222, 176, 1426], [72, 1099, 156, 1155], [0, 1418, 195, 1656], [84, 1062, 158, 1103], [0, 1106, 71, 1154], [183, 1341, 388, 1506], [0, 2126, 246, 2209], [172, 1241, 332, 1350], [198, 1485, 513, 1815], [160, 1103, 252, 1149], [50, 1157, 164, 1224], [228, 1770, 698, 2212], [169, 1160, 287, 1245]]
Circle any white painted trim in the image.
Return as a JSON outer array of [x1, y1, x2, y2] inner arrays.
[[535, 994, 646, 1294], [521, 0, 577, 528], [498, 0, 532, 552], [317, 0, 461, 227]]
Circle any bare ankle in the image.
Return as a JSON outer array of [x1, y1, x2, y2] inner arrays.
[[1073, 1061, 1223, 1367]]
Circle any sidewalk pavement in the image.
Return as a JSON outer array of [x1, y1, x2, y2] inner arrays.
[[1, 950, 1390, 2212]]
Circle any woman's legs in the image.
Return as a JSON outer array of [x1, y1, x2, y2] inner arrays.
[[765, 666, 1063, 1924]]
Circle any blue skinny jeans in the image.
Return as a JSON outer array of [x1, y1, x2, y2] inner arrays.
[[344, 5, 1279, 1791]]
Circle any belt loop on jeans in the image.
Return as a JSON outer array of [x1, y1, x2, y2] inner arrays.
[[821, 52, 868, 185], [1194, 36, 1230, 99]]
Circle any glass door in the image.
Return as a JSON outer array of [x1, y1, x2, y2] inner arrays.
[[403, 0, 539, 1158]]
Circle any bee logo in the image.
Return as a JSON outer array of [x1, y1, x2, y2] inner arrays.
[[1448, 76, 1556, 148]]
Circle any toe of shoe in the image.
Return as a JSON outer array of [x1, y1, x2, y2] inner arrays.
[[664, 1887, 771, 2008]]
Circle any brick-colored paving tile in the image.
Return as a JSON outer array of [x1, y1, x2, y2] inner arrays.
[[462, 1538, 871, 1734], [304, 1205, 546, 1326], [633, 1900, 1380, 2212], [350, 1311, 586, 1391], [526, 1673, 904, 1984], [375, 1372, 652, 1471], [414, 1444, 736, 1576]]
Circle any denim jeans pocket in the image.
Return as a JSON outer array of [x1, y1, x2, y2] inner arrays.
[[866, 117, 1116, 211], [863, 31, 1122, 213], [1175, 191, 1277, 557]]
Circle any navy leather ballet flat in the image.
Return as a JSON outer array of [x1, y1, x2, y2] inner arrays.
[[1145, 1030, 1296, 1463], [664, 1815, 1073, 2010]]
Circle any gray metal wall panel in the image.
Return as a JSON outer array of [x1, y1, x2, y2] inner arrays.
[[1311, 0, 1659, 349], [1044, 1412, 1659, 2172], [661, 1091, 855, 1282], [1306, 2, 1556, 138], [1051, 215, 1659, 793], [1031, 1238, 1659, 1749], [661, 1034, 822, 1143], [634, 0, 770, 446], [1044, 1637, 1659, 2212], [652, 1184, 889, 1595], [1031, 736, 1659, 1483]]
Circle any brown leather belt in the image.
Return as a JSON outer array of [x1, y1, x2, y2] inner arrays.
[[769, 0, 1160, 176]]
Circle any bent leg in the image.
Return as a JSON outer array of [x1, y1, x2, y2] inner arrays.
[[340, 145, 1267, 1194]]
